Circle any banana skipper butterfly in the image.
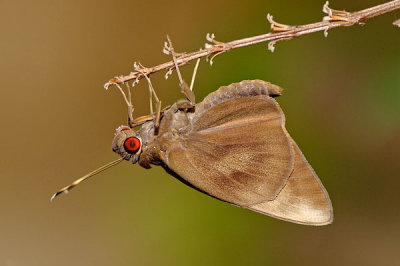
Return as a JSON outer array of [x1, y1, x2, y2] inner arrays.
[[52, 79, 332, 226]]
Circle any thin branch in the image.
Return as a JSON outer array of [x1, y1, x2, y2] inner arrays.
[[104, 0, 400, 90]]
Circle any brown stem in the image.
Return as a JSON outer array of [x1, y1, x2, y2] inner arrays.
[[104, 0, 400, 89]]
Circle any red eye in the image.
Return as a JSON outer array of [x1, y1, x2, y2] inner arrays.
[[124, 137, 141, 154]]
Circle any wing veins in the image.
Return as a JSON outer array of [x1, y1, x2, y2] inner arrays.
[[180, 146, 252, 195], [188, 137, 289, 176], [184, 141, 278, 196], [198, 116, 280, 134]]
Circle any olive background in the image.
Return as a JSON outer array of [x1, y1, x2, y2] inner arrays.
[[1, 0, 400, 265]]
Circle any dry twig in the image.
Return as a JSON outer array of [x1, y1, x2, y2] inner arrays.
[[104, 0, 400, 90]]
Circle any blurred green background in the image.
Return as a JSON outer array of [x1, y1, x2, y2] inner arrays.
[[1, 0, 400, 265]]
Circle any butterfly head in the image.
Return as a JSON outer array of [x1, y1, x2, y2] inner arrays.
[[112, 125, 143, 163]]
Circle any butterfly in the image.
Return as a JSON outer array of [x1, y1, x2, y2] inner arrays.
[[52, 79, 333, 226]]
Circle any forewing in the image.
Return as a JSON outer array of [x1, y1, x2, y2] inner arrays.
[[247, 139, 333, 225], [165, 86, 294, 206]]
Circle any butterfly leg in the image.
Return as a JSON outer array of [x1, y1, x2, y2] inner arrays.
[[189, 57, 201, 93], [165, 35, 196, 105], [135, 67, 163, 133], [114, 82, 135, 127], [175, 56, 200, 113]]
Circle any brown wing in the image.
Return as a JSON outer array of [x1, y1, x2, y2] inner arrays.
[[248, 139, 333, 225], [165, 80, 294, 206]]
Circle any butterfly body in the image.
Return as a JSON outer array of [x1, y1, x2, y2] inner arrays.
[[111, 80, 333, 225]]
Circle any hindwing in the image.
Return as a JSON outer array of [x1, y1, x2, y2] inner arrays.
[[163, 80, 332, 225], [165, 81, 294, 206]]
